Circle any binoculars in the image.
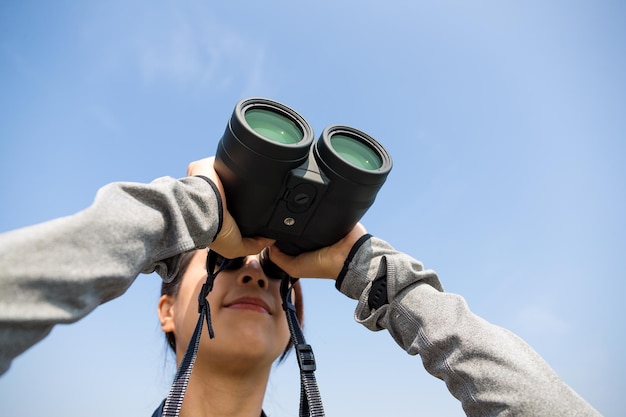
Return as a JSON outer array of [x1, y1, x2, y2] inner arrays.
[[214, 97, 393, 255]]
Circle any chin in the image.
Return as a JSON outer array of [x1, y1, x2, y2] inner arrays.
[[201, 331, 285, 365]]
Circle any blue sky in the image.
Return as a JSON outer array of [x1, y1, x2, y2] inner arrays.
[[0, 1, 624, 416]]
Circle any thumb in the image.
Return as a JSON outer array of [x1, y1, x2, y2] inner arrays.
[[268, 245, 335, 280]]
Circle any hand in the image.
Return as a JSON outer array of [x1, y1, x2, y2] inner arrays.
[[187, 157, 275, 258], [268, 223, 368, 280]]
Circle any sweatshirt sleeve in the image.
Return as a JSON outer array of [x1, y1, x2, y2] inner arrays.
[[336, 236, 600, 417], [0, 175, 222, 375]]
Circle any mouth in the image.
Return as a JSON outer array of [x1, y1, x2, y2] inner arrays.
[[224, 296, 272, 315]]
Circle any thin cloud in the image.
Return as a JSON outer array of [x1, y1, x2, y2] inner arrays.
[[132, 7, 268, 93]]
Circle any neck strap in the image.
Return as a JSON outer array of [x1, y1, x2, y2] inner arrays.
[[280, 278, 325, 417], [160, 254, 218, 417]]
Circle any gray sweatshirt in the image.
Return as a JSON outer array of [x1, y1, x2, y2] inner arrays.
[[0, 176, 600, 416]]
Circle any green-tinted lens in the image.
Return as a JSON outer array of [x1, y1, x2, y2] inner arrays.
[[244, 109, 303, 144], [330, 135, 382, 170]]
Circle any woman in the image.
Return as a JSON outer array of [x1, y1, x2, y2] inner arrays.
[[154, 248, 303, 417], [0, 157, 601, 416]]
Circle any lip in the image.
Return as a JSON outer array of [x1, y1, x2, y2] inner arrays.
[[224, 296, 273, 315]]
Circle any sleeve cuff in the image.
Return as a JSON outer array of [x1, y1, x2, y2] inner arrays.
[[193, 175, 223, 243]]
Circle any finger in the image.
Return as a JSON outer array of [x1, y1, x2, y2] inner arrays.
[[186, 157, 216, 177], [268, 245, 333, 280]]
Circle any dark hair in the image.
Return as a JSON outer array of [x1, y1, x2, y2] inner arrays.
[[161, 249, 304, 362]]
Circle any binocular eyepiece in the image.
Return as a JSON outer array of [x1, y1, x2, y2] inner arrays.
[[214, 97, 393, 255]]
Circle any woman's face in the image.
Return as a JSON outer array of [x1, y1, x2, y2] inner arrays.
[[158, 249, 291, 370]]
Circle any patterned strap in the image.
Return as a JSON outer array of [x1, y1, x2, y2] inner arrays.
[[161, 301, 208, 416], [281, 278, 325, 417], [159, 255, 218, 417]]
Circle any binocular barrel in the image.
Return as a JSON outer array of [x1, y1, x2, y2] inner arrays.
[[214, 97, 392, 255]]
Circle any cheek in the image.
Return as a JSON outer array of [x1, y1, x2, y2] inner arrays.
[[273, 290, 294, 347], [171, 283, 206, 351], [277, 313, 291, 343]]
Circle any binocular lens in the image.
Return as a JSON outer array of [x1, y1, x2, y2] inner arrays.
[[215, 97, 392, 255], [244, 108, 303, 144], [330, 134, 383, 170]]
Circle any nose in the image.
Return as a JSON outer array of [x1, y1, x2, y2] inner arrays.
[[237, 256, 269, 290]]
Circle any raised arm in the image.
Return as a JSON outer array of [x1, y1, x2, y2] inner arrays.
[[0, 176, 220, 374], [0, 157, 275, 375], [336, 236, 601, 416]]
